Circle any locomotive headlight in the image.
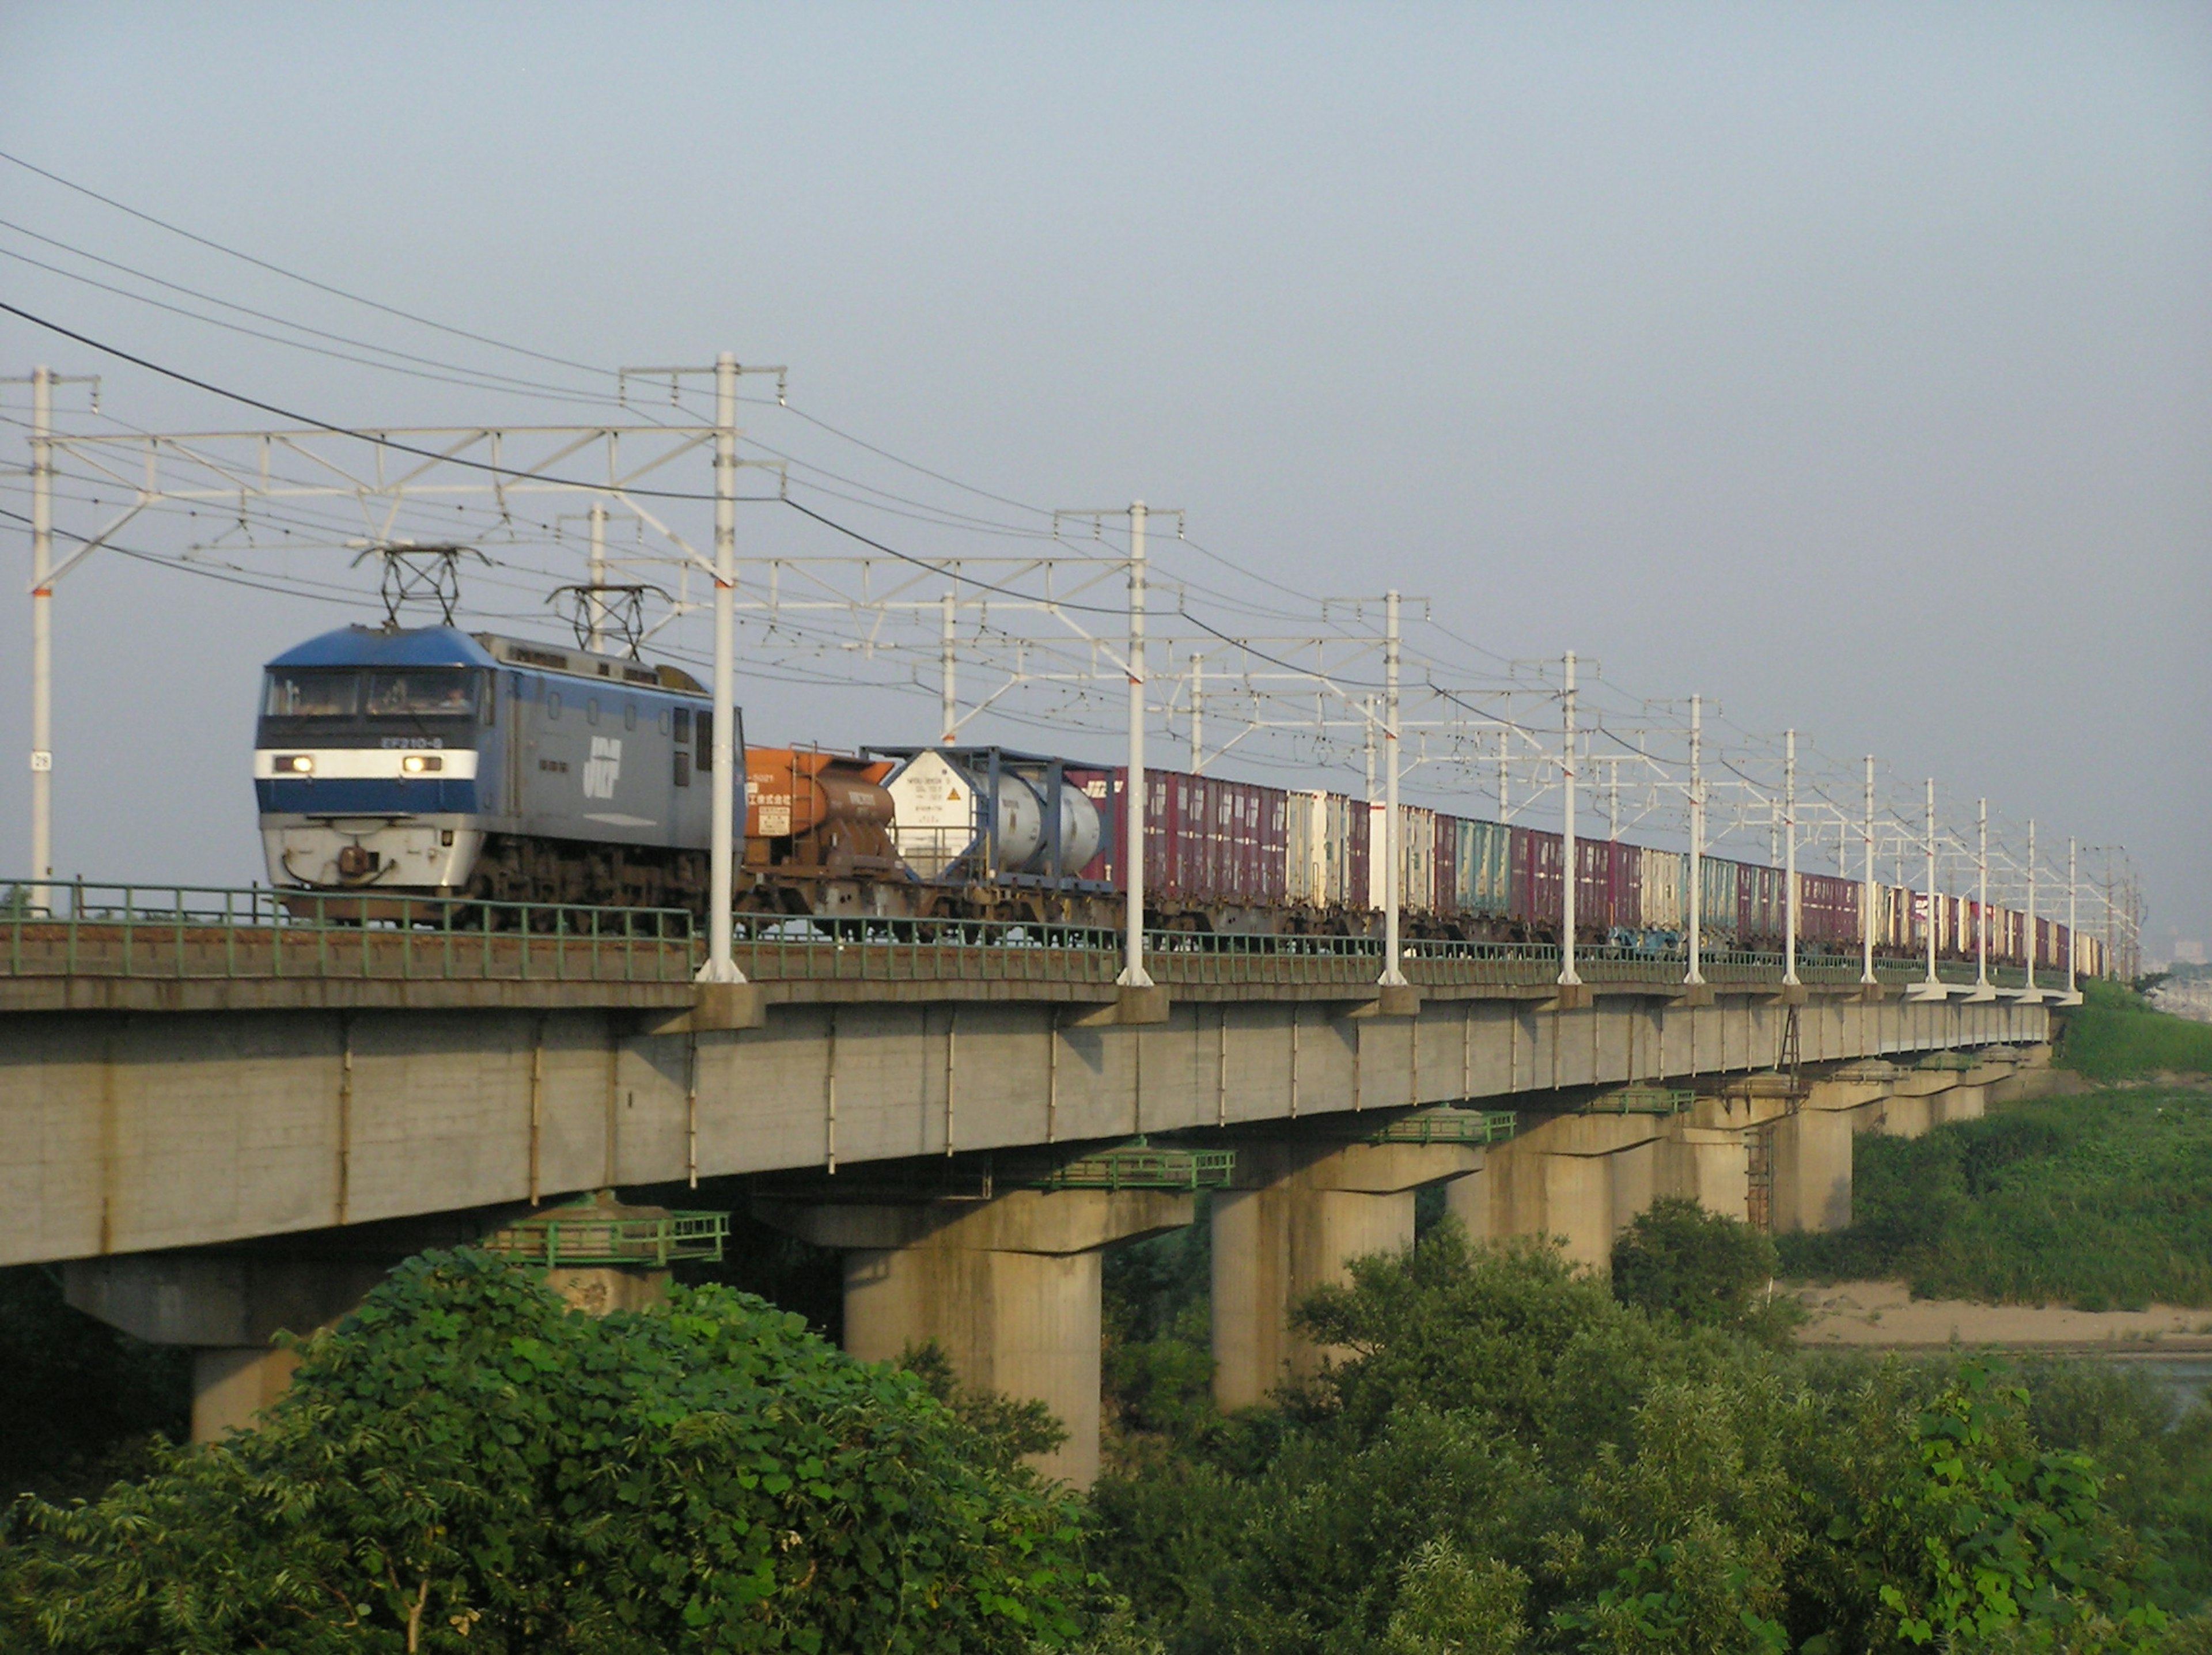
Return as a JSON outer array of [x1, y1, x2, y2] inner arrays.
[[278, 754, 313, 774], [400, 753, 443, 774]]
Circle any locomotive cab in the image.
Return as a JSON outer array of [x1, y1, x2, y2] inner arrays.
[[255, 622, 729, 914], [255, 628, 499, 896]]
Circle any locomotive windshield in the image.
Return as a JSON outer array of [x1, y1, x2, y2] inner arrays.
[[260, 668, 483, 723], [263, 669, 358, 718], [364, 671, 476, 718]]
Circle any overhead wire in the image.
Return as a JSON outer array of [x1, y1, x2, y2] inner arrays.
[[0, 146, 605, 377], [0, 220, 619, 404], [0, 227, 2092, 853]]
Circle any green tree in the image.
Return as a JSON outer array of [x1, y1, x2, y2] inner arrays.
[[1380, 1540, 1528, 1655], [2, 1249, 1090, 1654], [1849, 1363, 2165, 1651], [1290, 1223, 1619, 1442], [1609, 1196, 1798, 1345], [1092, 1226, 2198, 1655]]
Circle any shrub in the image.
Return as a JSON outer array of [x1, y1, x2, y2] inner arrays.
[[1775, 1088, 2212, 1309], [1610, 1196, 1800, 1343], [1, 1250, 1089, 1654]]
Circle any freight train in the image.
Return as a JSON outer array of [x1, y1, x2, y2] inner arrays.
[[254, 622, 2102, 975]]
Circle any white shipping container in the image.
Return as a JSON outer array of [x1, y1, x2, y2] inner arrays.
[[1398, 805, 1437, 912], [1330, 793, 1362, 908], [1289, 790, 1363, 908], [1641, 849, 1685, 931], [1287, 791, 1328, 906]]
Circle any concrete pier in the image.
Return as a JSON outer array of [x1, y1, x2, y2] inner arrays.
[[758, 1188, 1191, 1487], [1449, 1112, 1666, 1272], [1211, 1139, 1483, 1410], [63, 1250, 392, 1441]]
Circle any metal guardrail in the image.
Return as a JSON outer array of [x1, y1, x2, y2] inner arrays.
[[480, 1207, 729, 1267], [2, 879, 697, 984], [2, 879, 2064, 994], [1033, 1141, 1237, 1191], [1369, 1109, 1519, 1146], [1915, 1050, 1979, 1071], [1585, 1085, 1695, 1116]]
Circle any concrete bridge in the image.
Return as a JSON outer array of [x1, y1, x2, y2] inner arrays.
[[3, 894, 2063, 1483]]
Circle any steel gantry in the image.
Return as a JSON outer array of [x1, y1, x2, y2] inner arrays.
[[8, 361, 2145, 986]]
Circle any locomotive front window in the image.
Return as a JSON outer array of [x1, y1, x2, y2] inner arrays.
[[263, 670, 358, 718], [364, 670, 478, 719]]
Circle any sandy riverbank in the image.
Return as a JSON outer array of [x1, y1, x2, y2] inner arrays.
[[1793, 1280, 2212, 1352]]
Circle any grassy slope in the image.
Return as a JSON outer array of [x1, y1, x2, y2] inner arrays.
[[1777, 982, 2212, 1307], [2061, 976, 2212, 1081], [1777, 1085, 2212, 1309]]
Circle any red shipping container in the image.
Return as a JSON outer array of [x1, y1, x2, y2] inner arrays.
[[1798, 872, 1859, 946], [1072, 766, 1294, 911], [1510, 825, 1563, 930], [1348, 801, 1372, 910], [1605, 841, 1642, 935]]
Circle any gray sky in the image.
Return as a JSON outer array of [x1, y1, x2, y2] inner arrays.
[[2, 4, 2206, 952]]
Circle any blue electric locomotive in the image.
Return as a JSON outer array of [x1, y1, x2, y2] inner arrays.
[[255, 623, 738, 910]]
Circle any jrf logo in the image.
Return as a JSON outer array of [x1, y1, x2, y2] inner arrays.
[[583, 737, 622, 800]]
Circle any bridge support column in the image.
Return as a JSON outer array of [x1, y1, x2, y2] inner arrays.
[[1767, 1073, 1889, 1232], [757, 1189, 1190, 1489], [1656, 1123, 1749, 1218], [1214, 1140, 1483, 1412], [1987, 1043, 2085, 1104], [1875, 1067, 1967, 1137], [1445, 1114, 1662, 1275], [63, 1252, 393, 1442]]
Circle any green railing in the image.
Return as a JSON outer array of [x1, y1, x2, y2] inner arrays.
[[1033, 1141, 1237, 1191], [481, 1207, 729, 1267], [1369, 1108, 1519, 1146], [1585, 1085, 1695, 1116], [2, 880, 697, 984], [0, 878, 2066, 994]]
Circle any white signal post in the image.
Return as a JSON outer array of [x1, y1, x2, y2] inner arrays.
[[27, 364, 51, 914], [1860, 755, 1877, 986], [1974, 798, 1990, 993], [1685, 694, 1703, 987], [698, 351, 748, 986], [1119, 502, 1153, 990], [1559, 652, 1580, 987], [13, 363, 97, 917], [586, 502, 608, 653], [1379, 590, 1406, 989], [2024, 819, 2037, 997], [2066, 837, 2078, 997], [1782, 728, 1799, 986], [1188, 652, 1205, 775], [1923, 779, 1940, 989]]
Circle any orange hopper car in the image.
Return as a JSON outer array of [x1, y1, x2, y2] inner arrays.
[[743, 749, 902, 886]]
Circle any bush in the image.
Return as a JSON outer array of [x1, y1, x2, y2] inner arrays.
[[1610, 1196, 1801, 1344], [1289, 1224, 1619, 1442], [1092, 1228, 2185, 1654], [2, 1250, 1090, 1654]]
